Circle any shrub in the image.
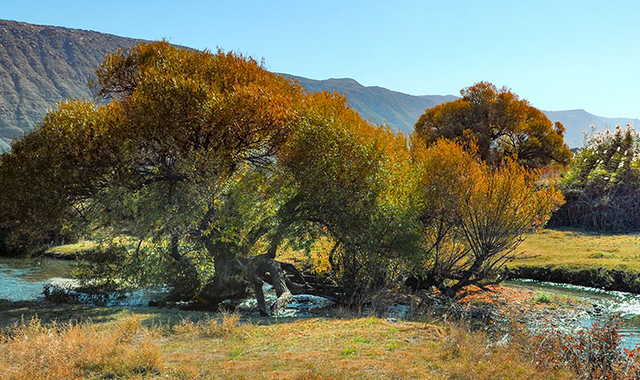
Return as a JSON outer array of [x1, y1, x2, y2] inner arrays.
[[530, 319, 640, 378], [411, 139, 563, 294], [551, 124, 640, 232]]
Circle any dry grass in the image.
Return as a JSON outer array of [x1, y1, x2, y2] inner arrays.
[[172, 310, 245, 338], [514, 228, 640, 270], [0, 315, 163, 379], [0, 306, 573, 379]]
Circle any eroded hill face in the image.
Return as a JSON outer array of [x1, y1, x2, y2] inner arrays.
[[0, 20, 139, 147]]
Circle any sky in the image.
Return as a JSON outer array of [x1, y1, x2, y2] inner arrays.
[[3, 0, 640, 118]]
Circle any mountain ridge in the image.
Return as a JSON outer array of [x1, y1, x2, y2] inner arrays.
[[0, 19, 139, 148], [0, 19, 637, 151]]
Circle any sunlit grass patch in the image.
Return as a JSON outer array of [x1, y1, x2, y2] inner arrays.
[[514, 228, 640, 270], [0, 306, 573, 379], [45, 240, 97, 258]]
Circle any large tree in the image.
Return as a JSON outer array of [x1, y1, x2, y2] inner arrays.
[[0, 41, 415, 313], [414, 82, 571, 169], [0, 41, 312, 314]]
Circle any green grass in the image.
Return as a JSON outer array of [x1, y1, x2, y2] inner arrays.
[[534, 292, 552, 304], [45, 241, 97, 259], [514, 229, 640, 270]]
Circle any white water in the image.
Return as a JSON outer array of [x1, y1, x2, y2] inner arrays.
[[506, 279, 640, 348]]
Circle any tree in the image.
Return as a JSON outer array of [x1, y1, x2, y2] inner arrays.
[[410, 139, 563, 294], [0, 41, 312, 314], [414, 82, 571, 169], [278, 92, 418, 303]]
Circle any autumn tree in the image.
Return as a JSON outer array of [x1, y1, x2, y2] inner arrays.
[[410, 139, 563, 294], [0, 41, 314, 314], [414, 82, 571, 169]]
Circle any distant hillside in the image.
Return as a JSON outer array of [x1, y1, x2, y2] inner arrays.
[[542, 109, 640, 148], [284, 75, 457, 134], [0, 19, 139, 148], [287, 76, 638, 148], [0, 19, 637, 152]]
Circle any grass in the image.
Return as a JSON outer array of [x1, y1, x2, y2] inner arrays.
[[0, 301, 572, 379], [534, 292, 552, 304], [514, 228, 640, 271], [45, 241, 97, 259]]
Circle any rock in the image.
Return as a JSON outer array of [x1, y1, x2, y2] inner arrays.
[[235, 290, 336, 317], [43, 277, 168, 307]]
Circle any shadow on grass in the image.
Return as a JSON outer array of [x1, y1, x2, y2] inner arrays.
[[0, 298, 353, 332], [0, 296, 419, 333], [0, 299, 128, 329]]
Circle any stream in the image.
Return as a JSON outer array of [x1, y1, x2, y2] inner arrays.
[[3, 257, 640, 346], [0, 257, 74, 301], [506, 279, 640, 348]]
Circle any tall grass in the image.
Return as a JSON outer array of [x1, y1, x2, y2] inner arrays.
[[0, 315, 162, 379], [0, 308, 590, 379]]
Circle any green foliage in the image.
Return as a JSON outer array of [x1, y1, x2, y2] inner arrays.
[[551, 124, 640, 232], [534, 292, 552, 304], [414, 81, 571, 169]]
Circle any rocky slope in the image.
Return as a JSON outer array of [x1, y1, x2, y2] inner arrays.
[[0, 19, 138, 147]]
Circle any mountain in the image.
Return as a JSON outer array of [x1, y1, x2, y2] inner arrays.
[[287, 75, 638, 148], [0, 19, 139, 148], [0, 19, 636, 152], [541, 109, 640, 148], [284, 75, 457, 134]]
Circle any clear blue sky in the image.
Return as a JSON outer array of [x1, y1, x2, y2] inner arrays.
[[3, 0, 639, 118]]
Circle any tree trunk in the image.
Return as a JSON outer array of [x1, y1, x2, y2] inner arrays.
[[199, 238, 249, 304]]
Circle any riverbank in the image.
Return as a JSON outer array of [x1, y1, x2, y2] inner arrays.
[[0, 287, 576, 379], [507, 229, 640, 293], [6, 276, 640, 378]]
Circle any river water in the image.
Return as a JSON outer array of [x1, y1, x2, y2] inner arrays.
[[0, 257, 74, 301], [506, 279, 640, 348], [2, 257, 640, 346]]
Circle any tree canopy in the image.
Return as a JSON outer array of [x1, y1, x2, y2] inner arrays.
[[414, 82, 572, 169], [0, 43, 564, 312]]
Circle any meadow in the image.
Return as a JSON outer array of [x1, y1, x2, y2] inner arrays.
[[515, 229, 640, 270], [0, 302, 572, 379]]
